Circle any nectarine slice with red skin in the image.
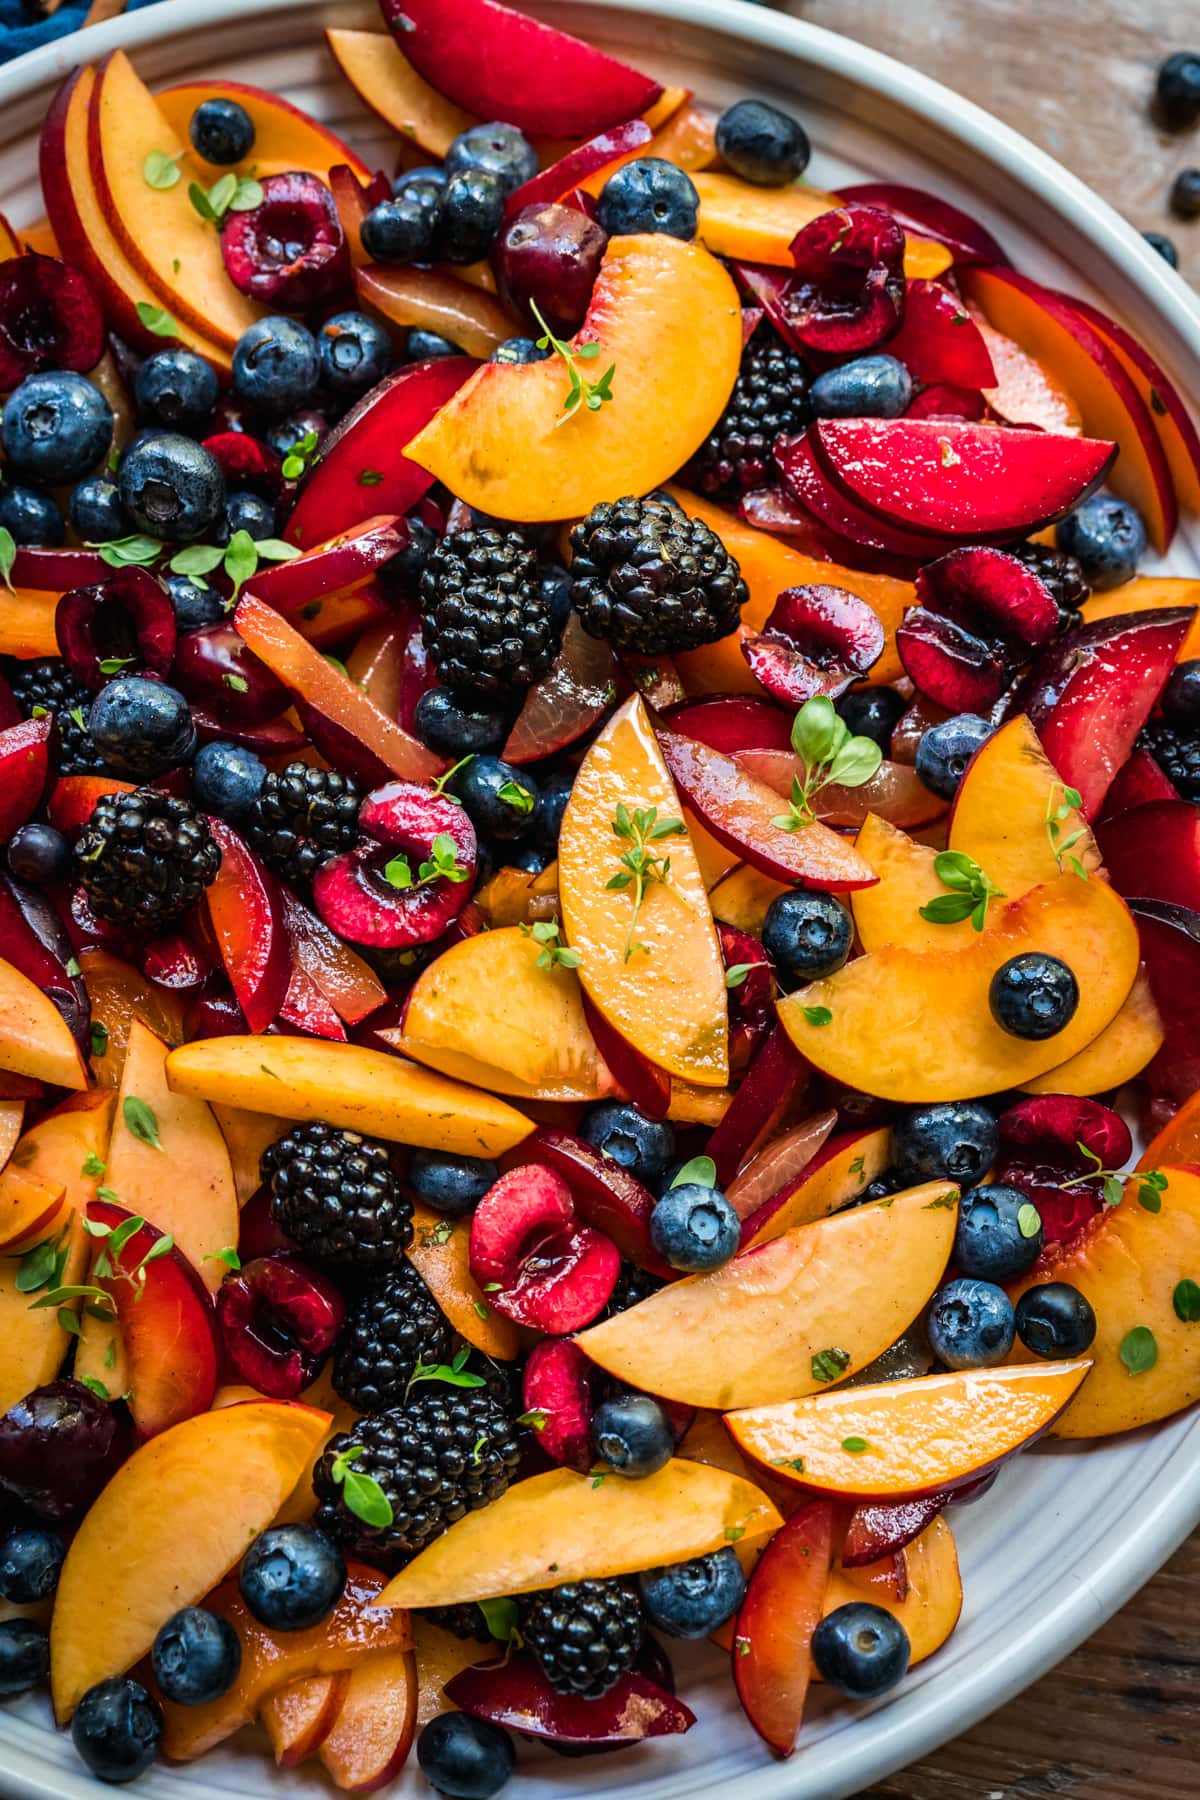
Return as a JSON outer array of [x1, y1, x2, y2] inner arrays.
[[724, 1108, 838, 1225], [204, 819, 290, 1035], [842, 1494, 948, 1568], [155, 75, 372, 185], [578, 1182, 958, 1410], [741, 1123, 893, 1247], [406, 235, 742, 521], [883, 277, 996, 386], [815, 1516, 962, 1675], [261, 1672, 348, 1768], [446, 1654, 695, 1747], [728, 1360, 1091, 1500], [248, 516, 406, 615], [377, 1460, 780, 1609], [667, 695, 793, 757], [581, 990, 672, 1120], [0, 716, 51, 843], [355, 263, 515, 360], [0, 1166, 64, 1253], [732, 1499, 833, 1757], [1128, 899, 1200, 1105], [51, 1397, 333, 1721], [166, 1035, 534, 1158], [780, 877, 1140, 1103], [692, 173, 951, 278], [317, 1646, 418, 1793], [837, 181, 1009, 266], [325, 28, 476, 158], [0, 951, 87, 1090]]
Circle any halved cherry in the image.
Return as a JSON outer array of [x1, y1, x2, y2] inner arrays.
[[468, 1164, 620, 1333], [139, 929, 214, 993], [216, 1253, 346, 1399], [0, 252, 104, 387], [527, 1125, 672, 1277], [896, 606, 1006, 713], [743, 583, 885, 708], [221, 171, 350, 308], [56, 567, 177, 692], [200, 431, 284, 499], [915, 546, 1059, 649], [718, 920, 774, 1067], [784, 206, 906, 356], [313, 779, 477, 950], [521, 1336, 594, 1471], [172, 621, 289, 726], [836, 182, 1009, 267]]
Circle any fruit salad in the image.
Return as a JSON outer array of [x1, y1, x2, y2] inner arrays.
[[0, 0, 1198, 1790]]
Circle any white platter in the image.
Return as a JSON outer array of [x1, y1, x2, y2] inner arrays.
[[0, 3, 1198, 1798]]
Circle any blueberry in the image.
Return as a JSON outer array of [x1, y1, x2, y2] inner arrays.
[[1163, 659, 1200, 729], [507, 842, 548, 873], [71, 1677, 163, 1782], [395, 165, 449, 197], [0, 1526, 65, 1602], [134, 349, 220, 433], [223, 489, 276, 541], [762, 890, 852, 982], [1014, 1281, 1097, 1358], [927, 1277, 1016, 1368], [118, 432, 225, 542], [490, 336, 551, 365], [151, 1607, 241, 1707], [239, 1524, 346, 1632], [451, 754, 538, 841], [0, 1619, 50, 1697], [1143, 231, 1180, 269], [591, 1393, 673, 1478], [317, 311, 393, 396], [989, 951, 1078, 1040], [232, 317, 320, 416], [955, 1183, 1044, 1282], [264, 407, 328, 461], [89, 678, 196, 781], [189, 97, 255, 164], [166, 572, 224, 632], [416, 1712, 515, 1800], [1170, 167, 1200, 220], [581, 1101, 675, 1188], [362, 193, 439, 265], [434, 168, 506, 264], [408, 1149, 498, 1216], [3, 371, 112, 484], [714, 98, 810, 187], [445, 122, 538, 196], [914, 712, 994, 799], [533, 767, 573, 853], [191, 740, 266, 820], [596, 158, 699, 240], [893, 1101, 998, 1186], [8, 821, 74, 885], [1157, 52, 1200, 130], [70, 477, 126, 544], [639, 1547, 746, 1638], [1056, 494, 1147, 590], [650, 1180, 739, 1273], [408, 328, 462, 361], [413, 688, 511, 758], [811, 354, 913, 419], [837, 684, 906, 749], [0, 482, 63, 546], [811, 1602, 910, 1699]]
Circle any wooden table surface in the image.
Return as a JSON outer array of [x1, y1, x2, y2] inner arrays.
[[769, 12, 1200, 1794]]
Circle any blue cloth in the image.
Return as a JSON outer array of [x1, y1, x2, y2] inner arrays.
[[0, 0, 162, 65]]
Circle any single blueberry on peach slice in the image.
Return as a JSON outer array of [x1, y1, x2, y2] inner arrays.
[[521, 1337, 594, 1472], [56, 567, 176, 692], [742, 583, 885, 709], [216, 1255, 346, 1400], [785, 205, 906, 356], [468, 1164, 620, 1333], [0, 252, 104, 389], [314, 778, 476, 951], [222, 171, 349, 309]]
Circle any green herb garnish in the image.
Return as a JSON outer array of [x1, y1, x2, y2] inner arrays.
[[519, 919, 581, 971], [771, 695, 882, 833], [530, 299, 615, 424], [606, 803, 688, 962], [917, 850, 1006, 932]]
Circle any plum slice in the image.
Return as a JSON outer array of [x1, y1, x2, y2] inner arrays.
[[775, 434, 954, 565], [468, 1164, 620, 1333], [836, 182, 1010, 266], [56, 567, 176, 692], [743, 583, 885, 709], [898, 544, 1060, 710], [313, 778, 476, 951], [528, 1125, 672, 1277], [0, 252, 104, 388], [502, 120, 652, 221], [1129, 899, 1200, 1108], [905, 382, 988, 421], [665, 696, 793, 757], [172, 620, 289, 727], [884, 279, 996, 387], [222, 171, 349, 309], [784, 206, 906, 356], [503, 613, 616, 767], [445, 1655, 694, 1746]]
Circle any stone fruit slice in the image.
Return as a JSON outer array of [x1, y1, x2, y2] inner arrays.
[[841, 1495, 948, 1569], [1021, 967, 1162, 1097], [155, 75, 372, 185], [815, 1516, 962, 1673], [837, 181, 1008, 265], [50, 1397, 332, 1720], [204, 819, 290, 1035], [741, 1124, 893, 1246], [405, 235, 741, 521], [446, 1655, 694, 1747], [325, 28, 476, 157], [692, 173, 951, 277], [165, 1036, 533, 1158], [948, 715, 1100, 893], [727, 1361, 1091, 1499], [577, 1182, 958, 1409], [1097, 799, 1200, 915], [0, 1166, 64, 1254], [355, 264, 515, 360], [731, 1499, 834, 1756], [883, 278, 996, 386], [557, 695, 729, 1087], [779, 877, 1139, 1102], [377, 1461, 781, 1607], [317, 1647, 418, 1792], [261, 1673, 348, 1769], [0, 951, 87, 1089], [414, 1620, 492, 1730], [406, 1202, 520, 1362]]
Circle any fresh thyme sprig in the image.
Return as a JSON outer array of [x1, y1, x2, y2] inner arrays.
[[918, 850, 1006, 932], [1045, 781, 1090, 879], [606, 803, 688, 962], [529, 300, 615, 426], [520, 919, 581, 971], [382, 832, 471, 892], [771, 695, 883, 832], [1062, 1145, 1167, 1213]]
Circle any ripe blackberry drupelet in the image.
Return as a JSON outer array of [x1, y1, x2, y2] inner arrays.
[[77, 789, 219, 931], [1139, 721, 1200, 802], [332, 1264, 452, 1412], [421, 1604, 493, 1643], [313, 1391, 521, 1566], [10, 659, 104, 774], [419, 527, 561, 698], [601, 1262, 665, 1319], [689, 328, 811, 497], [245, 762, 360, 887], [261, 1122, 413, 1267], [519, 1578, 643, 1698], [569, 494, 747, 655], [1009, 542, 1090, 635]]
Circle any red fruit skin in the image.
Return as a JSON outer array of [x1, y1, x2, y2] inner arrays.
[[200, 431, 283, 498], [732, 261, 809, 359], [731, 1498, 834, 1757], [992, 1157, 1102, 1246], [743, 582, 885, 709], [706, 1024, 810, 1188], [249, 517, 407, 613], [238, 1183, 296, 1260], [469, 1164, 621, 1333], [139, 929, 213, 993], [883, 279, 996, 387], [1097, 799, 1200, 916], [664, 696, 793, 757], [278, 954, 348, 1042], [1097, 749, 1179, 821], [737, 483, 919, 579], [203, 818, 290, 1034], [280, 888, 384, 1028], [494, 202, 608, 336], [221, 171, 350, 309], [446, 1655, 694, 1745], [0, 716, 52, 841], [0, 252, 104, 387], [521, 1337, 593, 1471], [842, 1494, 948, 1567], [905, 382, 987, 421], [786, 206, 906, 357], [580, 994, 671, 1122], [55, 567, 177, 692], [0, 873, 90, 1051], [503, 614, 616, 766], [776, 435, 952, 565], [528, 1126, 674, 1278], [916, 545, 1059, 648], [216, 1254, 346, 1400], [0, 670, 19, 732], [1006, 608, 1195, 817], [837, 182, 1009, 266], [897, 605, 1006, 711], [378, 0, 661, 140], [503, 120, 652, 221], [12, 545, 108, 591], [313, 779, 476, 952], [172, 621, 289, 726], [719, 921, 774, 1067], [1131, 899, 1200, 1107], [998, 1094, 1132, 1172], [191, 708, 308, 758]]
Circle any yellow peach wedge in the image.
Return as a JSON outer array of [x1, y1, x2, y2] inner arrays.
[[813, 1518, 962, 1676], [1022, 967, 1162, 1095], [0, 953, 87, 1089], [691, 172, 952, 277]]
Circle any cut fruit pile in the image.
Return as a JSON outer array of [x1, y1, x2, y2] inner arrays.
[[0, 0, 1198, 1791]]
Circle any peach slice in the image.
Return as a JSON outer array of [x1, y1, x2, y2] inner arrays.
[[0, 1098, 24, 1170], [261, 1673, 348, 1767], [0, 589, 60, 659], [79, 948, 186, 1088], [1021, 967, 1162, 1096], [814, 1517, 962, 1676], [155, 76, 372, 185], [709, 862, 789, 937], [577, 1182, 958, 1409], [405, 234, 742, 520], [165, 1036, 533, 1158], [211, 1103, 288, 1206], [1080, 576, 1200, 664], [398, 926, 613, 1100], [947, 715, 1100, 893], [558, 695, 728, 1087], [727, 1360, 1091, 1500], [1138, 1091, 1200, 1174], [414, 1619, 493, 1729], [318, 1647, 418, 1792], [50, 1398, 332, 1721], [0, 1167, 64, 1254], [779, 877, 1139, 1102], [850, 814, 947, 954], [743, 1124, 893, 1246], [406, 1202, 520, 1362], [377, 1460, 781, 1608], [356, 264, 515, 360], [325, 28, 475, 157], [691, 173, 952, 278], [107, 1019, 238, 1291], [0, 1211, 88, 1414], [1009, 1165, 1200, 1438], [0, 951, 87, 1090]]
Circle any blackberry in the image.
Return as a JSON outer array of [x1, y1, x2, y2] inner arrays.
[[77, 789, 219, 932], [421, 1603, 493, 1643], [10, 659, 104, 775], [332, 1264, 451, 1411], [688, 328, 810, 498], [519, 1578, 643, 1699], [418, 527, 560, 698], [569, 495, 747, 655], [314, 1391, 521, 1566], [602, 1262, 665, 1319], [261, 1122, 413, 1267], [1008, 542, 1089, 635], [1139, 721, 1200, 802], [245, 763, 360, 887]]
